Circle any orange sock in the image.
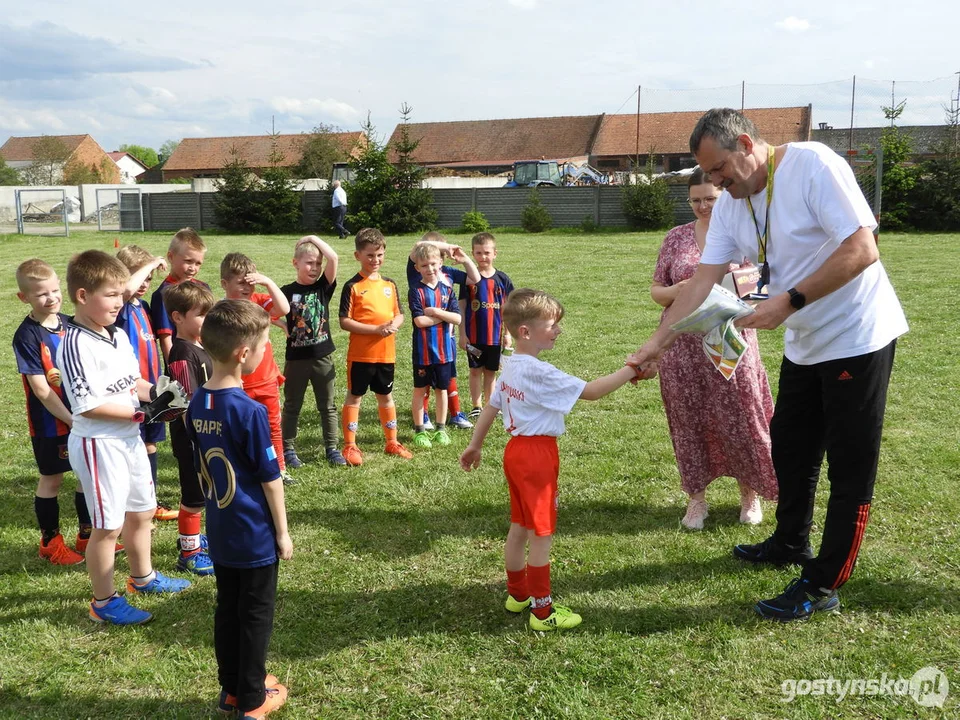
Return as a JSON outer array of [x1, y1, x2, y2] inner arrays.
[[379, 405, 398, 443], [422, 393, 429, 417], [343, 405, 360, 446], [506, 568, 528, 602], [178, 508, 202, 554], [527, 563, 553, 619], [449, 377, 462, 415]]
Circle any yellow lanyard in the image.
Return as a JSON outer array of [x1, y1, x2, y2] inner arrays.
[[745, 145, 775, 266]]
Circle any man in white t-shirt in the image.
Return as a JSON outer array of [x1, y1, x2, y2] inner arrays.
[[630, 108, 907, 621], [331, 180, 349, 239]]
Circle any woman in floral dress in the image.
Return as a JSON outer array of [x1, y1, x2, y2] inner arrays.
[[651, 167, 778, 529]]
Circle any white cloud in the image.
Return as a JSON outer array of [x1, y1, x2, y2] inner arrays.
[[775, 16, 811, 32], [863, 59, 875, 69], [508, 0, 537, 9], [269, 97, 362, 125]]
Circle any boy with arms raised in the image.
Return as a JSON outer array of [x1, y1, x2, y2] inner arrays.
[[460, 289, 650, 631], [407, 232, 479, 430], [151, 227, 208, 365], [220, 253, 292, 483], [187, 299, 291, 719], [338, 228, 412, 465], [58, 250, 191, 626], [408, 243, 462, 448], [460, 232, 514, 418], [280, 235, 345, 468], [164, 281, 216, 576], [116, 244, 177, 522], [14, 259, 88, 565]]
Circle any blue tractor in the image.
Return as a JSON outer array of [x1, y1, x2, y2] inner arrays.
[[503, 160, 563, 188]]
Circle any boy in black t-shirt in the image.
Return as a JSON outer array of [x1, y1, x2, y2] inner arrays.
[[280, 235, 344, 466], [164, 281, 216, 575]]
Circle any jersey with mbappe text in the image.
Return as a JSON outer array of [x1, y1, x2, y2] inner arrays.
[[13, 313, 71, 438], [56, 320, 141, 439], [186, 387, 281, 568]]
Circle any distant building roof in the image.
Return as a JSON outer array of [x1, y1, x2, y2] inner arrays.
[[591, 106, 813, 156], [0, 134, 92, 161], [163, 132, 366, 172], [387, 115, 603, 166], [107, 151, 149, 171]]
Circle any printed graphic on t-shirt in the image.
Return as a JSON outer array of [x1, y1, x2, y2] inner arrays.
[[288, 293, 330, 348]]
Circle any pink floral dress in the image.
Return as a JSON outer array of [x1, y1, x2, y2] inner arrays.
[[653, 222, 778, 500]]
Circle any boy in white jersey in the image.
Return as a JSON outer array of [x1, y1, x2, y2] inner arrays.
[[459, 289, 652, 631], [58, 250, 191, 626]]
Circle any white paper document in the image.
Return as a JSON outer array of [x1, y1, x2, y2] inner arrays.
[[669, 284, 755, 380]]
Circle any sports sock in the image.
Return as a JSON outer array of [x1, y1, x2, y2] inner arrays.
[[35, 496, 60, 543], [527, 563, 553, 620], [178, 508, 202, 553], [147, 451, 158, 484], [74, 491, 91, 529], [342, 405, 360, 446], [449, 377, 461, 415], [506, 567, 528, 602], [379, 406, 398, 443], [422, 393, 430, 417], [131, 570, 157, 586]]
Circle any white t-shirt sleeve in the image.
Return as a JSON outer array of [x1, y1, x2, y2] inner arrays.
[[489, 380, 502, 410], [806, 153, 878, 244], [537, 364, 587, 415], [700, 193, 740, 266], [61, 336, 104, 415]]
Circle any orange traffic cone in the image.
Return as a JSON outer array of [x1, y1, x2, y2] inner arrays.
[[114, 237, 120, 249]]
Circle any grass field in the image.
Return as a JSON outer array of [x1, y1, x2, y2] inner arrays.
[[0, 229, 957, 719]]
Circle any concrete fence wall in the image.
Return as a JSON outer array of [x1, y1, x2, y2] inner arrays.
[[0, 183, 192, 223], [137, 186, 695, 232]]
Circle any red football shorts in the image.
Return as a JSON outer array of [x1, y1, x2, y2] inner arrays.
[[504, 435, 559, 537]]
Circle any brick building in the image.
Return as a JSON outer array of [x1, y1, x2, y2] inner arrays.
[[0, 134, 121, 184]]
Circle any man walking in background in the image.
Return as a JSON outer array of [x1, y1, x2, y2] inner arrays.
[[332, 180, 349, 239]]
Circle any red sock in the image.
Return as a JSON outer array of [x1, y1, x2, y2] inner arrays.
[[178, 508, 202, 554], [449, 377, 462, 415], [422, 393, 430, 416], [527, 563, 552, 619], [506, 568, 528, 602], [379, 405, 398, 443]]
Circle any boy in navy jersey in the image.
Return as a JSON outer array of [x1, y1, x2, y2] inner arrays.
[[116, 245, 177, 522], [164, 281, 216, 576], [407, 232, 479, 430], [408, 243, 462, 449], [460, 233, 514, 418], [150, 228, 208, 365], [187, 299, 292, 719], [14, 259, 87, 565]]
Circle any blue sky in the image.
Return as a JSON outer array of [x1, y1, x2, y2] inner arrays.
[[1, 1, 958, 153]]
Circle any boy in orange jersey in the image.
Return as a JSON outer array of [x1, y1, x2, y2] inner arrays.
[[337, 228, 413, 466], [220, 253, 294, 484]]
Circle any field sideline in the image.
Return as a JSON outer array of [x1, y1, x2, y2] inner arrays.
[[0, 229, 957, 719]]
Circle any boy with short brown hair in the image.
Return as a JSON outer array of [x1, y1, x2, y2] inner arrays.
[[14, 259, 88, 565], [220, 252, 293, 483], [337, 228, 412, 465], [151, 227, 208, 364]]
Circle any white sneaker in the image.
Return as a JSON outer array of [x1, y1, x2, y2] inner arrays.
[[681, 498, 709, 530], [739, 491, 763, 525], [422, 411, 435, 431]]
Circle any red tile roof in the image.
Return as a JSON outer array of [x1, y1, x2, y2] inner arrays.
[[107, 151, 148, 169], [163, 132, 366, 172], [591, 107, 812, 156], [0, 134, 91, 161], [386, 115, 604, 166]]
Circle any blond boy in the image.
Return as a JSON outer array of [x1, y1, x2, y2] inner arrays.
[[151, 227, 208, 364]]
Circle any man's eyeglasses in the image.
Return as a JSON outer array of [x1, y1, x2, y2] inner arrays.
[[687, 196, 718, 206]]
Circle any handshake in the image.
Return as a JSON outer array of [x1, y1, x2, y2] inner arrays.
[[137, 376, 189, 424]]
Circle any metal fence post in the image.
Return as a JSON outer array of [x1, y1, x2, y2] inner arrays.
[[594, 185, 601, 226]]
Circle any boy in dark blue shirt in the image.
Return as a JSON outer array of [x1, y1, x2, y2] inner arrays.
[[186, 299, 292, 719]]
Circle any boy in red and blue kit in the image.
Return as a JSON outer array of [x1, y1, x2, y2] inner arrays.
[[460, 232, 514, 418], [14, 259, 89, 565], [116, 245, 176, 522], [186, 299, 292, 719], [150, 227, 208, 365], [408, 243, 462, 449]]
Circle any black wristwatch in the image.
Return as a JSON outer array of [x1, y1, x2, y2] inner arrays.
[[787, 287, 806, 310]]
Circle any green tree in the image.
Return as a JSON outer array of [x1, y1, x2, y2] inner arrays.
[[118, 144, 159, 168], [620, 154, 674, 230], [20, 136, 71, 185], [213, 148, 258, 232], [0, 156, 20, 185], [159, 139, 180, 162], [345, 115, 395, 230], [255, 140, 303, 233], [907, 107, 960, 231], [521, 188, 552, 232], [877, 100, 917, 231], [295, 123, 348, 180]]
